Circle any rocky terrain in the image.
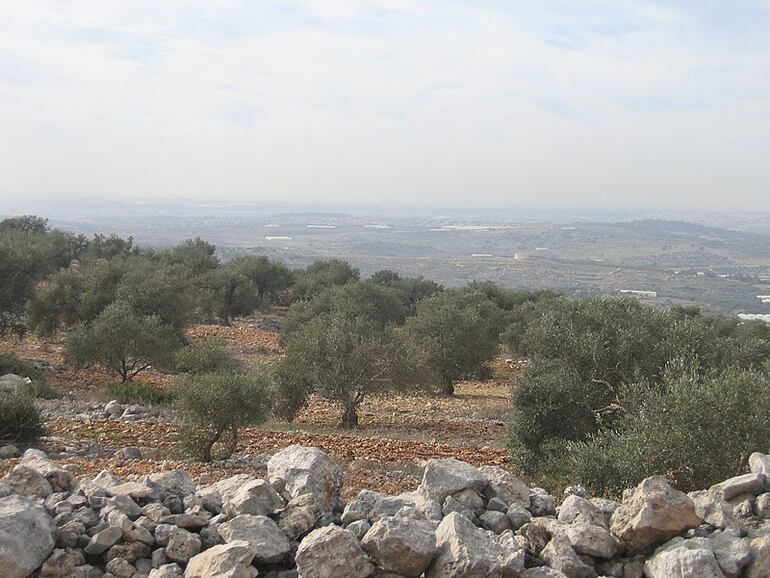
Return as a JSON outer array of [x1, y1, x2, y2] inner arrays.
[[1, 443, 769, 578]]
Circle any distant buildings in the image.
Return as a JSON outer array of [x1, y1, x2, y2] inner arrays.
[[620, 289, 658, 298], [739, 313, 770, 323]]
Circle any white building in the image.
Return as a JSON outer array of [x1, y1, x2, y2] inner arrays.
[[620, 289, 658, 298]]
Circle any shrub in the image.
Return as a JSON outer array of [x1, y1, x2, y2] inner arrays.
[[65, 301, 182, 382], [0, 392, 43, 443], [0, 354, 59, 399], [404, 290, 505, 395], [567, 367, 770, 495], [0, 353, 44, 381], [173, 370, 272, 461], [104, 381, 176, 406], [175, 341, 241, 374], [508, 360, 612, 468], [276, 312, 425, 428]]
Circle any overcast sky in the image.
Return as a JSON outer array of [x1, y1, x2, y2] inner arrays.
[[1, 1, 769, 210]]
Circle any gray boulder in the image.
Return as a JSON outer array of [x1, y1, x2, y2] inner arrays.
[[268, 445, 343, 514], [20, 449, 75, 492], [295, 525, 374, 578], [713, 473, 766, 500], [0, 494, 57, 578], [610, 476, 700, 553], [218, 514, 291, 565], [148, 470, 196, 499], [197, 474, 255, 514], [420, 458, 487, 504], [0, 373, 27, 394], [541, 535, 597, 578], [149, 563, 184, 578], [361, 515, 436, 577], [222, 478, 285, 518], [644, 539, 724, 578], [184, 541, 258, 578], [3, 464, 53, 498], [165, 527, 201, 564], [479, 465, 530, 508], [426, 512, 520, 578]]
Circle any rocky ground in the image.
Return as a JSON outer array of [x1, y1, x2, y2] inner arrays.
[[1, 315, 519, 500], [0, 443, 769, 577]]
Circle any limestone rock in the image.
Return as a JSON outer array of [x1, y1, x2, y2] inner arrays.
[[296, 525, 374, 578], [4, 464, 53, 498], [426, 512, 519, 578], [479, 465, 530, 508], [361, 515, 436, 577], [184, 541, 258, 578], [218, 514, 291, 565], [610, 476, 700, 553], [222, 479, 285, 518], [644, 539, 724, 578], [420, 458, 487, 504], [541, 535, 597, 578], [0, 494, 57, 578], [268, 445, 343, 514]]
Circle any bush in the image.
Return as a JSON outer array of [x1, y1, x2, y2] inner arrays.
[[173, 370, 272, 461], [104, 381, 176, 406], [175, 341, 241, 374], [0, 392, 43, 443], [566, 367, 770, 495], [0, 353, 44, 381], [509, 360, 612, 468], [65, 301, 182, 382], [0, 354, 59, 399], [404, 290, 505, 395]]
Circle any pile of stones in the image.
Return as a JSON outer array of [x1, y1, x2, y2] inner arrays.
[[1, 444, 769, 578]]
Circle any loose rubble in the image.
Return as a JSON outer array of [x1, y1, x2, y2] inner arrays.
[[1, 445, 769, 577]]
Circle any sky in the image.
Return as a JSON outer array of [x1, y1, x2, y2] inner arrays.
[[1, 1, 769, 210]]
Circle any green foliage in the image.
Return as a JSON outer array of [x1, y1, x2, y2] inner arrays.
[[0, 221, 84, 325], [507, 294, 770, 487], [228, 255, 294, 304], [276, 311, 424, 428], [175, 341, 241, 374], [0, 392, 43, 443], [27, 258, 125, 335], [509, 360, 612, 467], [174, 370, 272, 461], [198, 266, 261, 325], [65, 301, 182, 382], [282, 281, 407, 337], [0, 353, 44, 382], [82, 234, 139, 261], [162, 237, 219, 276], [293, 259, 359, 299], [567, 367, 770, 494], [0, 215, 50, 234], [404, 290, 504, 394], [115, 258, 193, 330], [104, 381, 176, 406], [369, 270, 443, 314]]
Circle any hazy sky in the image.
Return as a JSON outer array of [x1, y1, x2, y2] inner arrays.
[[1, 1, 769, 209]]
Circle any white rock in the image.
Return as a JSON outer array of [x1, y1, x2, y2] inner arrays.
[[295, 525, 374, 578], [361, 515, 436, 577], [426, 512, 520, 578], [0, 495, 57, 578], [268, 445, 343, 514], [217, 514, 291, 565], [420, 458, 487, 504], [610, 476, 700, 553], [184, 541, 258, 578]]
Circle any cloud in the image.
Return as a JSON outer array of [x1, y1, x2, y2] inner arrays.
[[0, 1, 769, 209]]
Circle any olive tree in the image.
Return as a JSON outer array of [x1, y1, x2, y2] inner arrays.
[[276, 312, 423, 428], [174, 369, 272, 461], [198, 266, 260, 325], [64, 301, 181, 382], [404, 291, 504, 395]]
